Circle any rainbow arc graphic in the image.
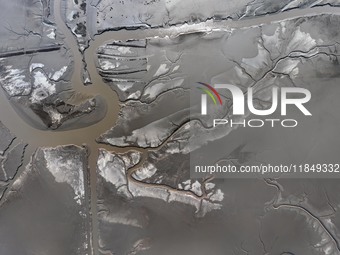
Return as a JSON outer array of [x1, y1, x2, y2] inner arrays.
[[197, 82, 222, 115], [196, 82, 222, 105]]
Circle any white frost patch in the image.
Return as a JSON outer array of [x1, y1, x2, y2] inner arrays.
[[172, 65, 180, 72], [129, 239, 151, 254], [130, 152, 141, 166], [128, 181, 169, 202], [287, 27, 316, 53], [43, 147, 85, 205], [165, 141, 181, 154], [98, 45, 135, 56], [306, 214, 336, 255], [168, 191, 201, 212], [67, 10, 77, 21], [72, 26, 83, 38], [200, 199, 222, 217], [168, 190, 221, 217], [234, 65, 245, 78], [127, 90, 141, 99], [116, 81, 134, 92], [109, 116, 173, 147], [98, 150, 223, 217], [43, 22, 56, 39], [315, 234, 330, 249], [324, 245, 332, 255], [51, 66, 68, 81], [84, 77, 91, 84], [280, 21, 287, 34], [99, 59, 121, 70], [281, 0, 306, 12], [121, 151, 142, 169], [47, 29, 56, 39], [48, 108, 63, 123], [183, 179, 191, 190], [143, 78, 184, 101], [209, 189, 224, 202], [290, 66, 299, 78], [97, 149, 127, 188], [132, 163, 157, 181], [31, 70, 56, 103], [274, 58, 300, 78], [205, 182, 215, 191], [153, 64, 169, 77], [0, 64, 31, 96], [99, 211, 143, 228], [10, 162, 31, 192], [180, 179, 204, 197], [190, 181, 203, 196], [117, 46, 132, 54]]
